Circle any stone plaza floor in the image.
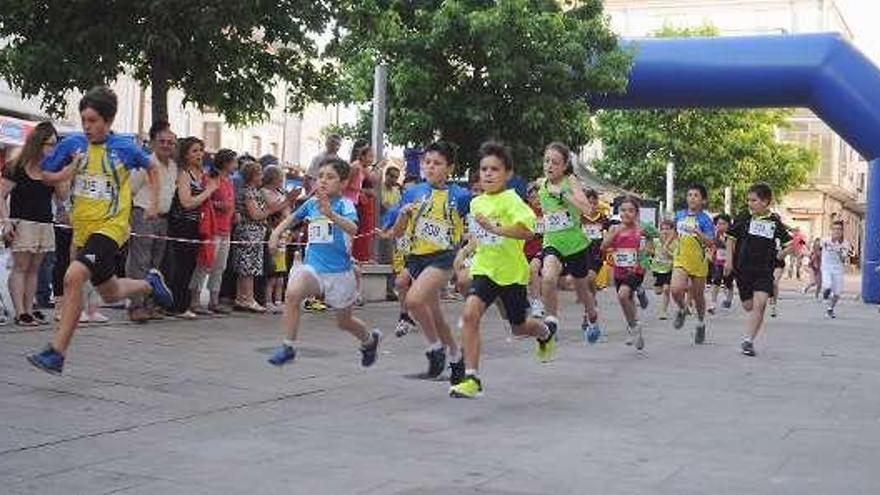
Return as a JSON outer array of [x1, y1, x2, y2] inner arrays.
[[0, 286, 878, 494]]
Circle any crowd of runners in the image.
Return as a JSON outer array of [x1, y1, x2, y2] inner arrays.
[[23, 86, 861, 400]]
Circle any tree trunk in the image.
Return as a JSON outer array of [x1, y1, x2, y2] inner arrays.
[[150, 50, 170, 125]]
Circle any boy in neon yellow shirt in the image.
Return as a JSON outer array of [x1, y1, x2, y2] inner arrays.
[[450, 142, 556, 399], [27, 87, 172, 375]]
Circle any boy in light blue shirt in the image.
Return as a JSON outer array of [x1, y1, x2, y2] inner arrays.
[[266, 158, 381, 368]]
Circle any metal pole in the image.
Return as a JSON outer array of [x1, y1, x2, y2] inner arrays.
[[371, 64, 388, 258], [665, 161, 674, 214], [724, 186, 732, 214]]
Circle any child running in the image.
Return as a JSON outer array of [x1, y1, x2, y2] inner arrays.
[[601, 196, 649, 350], [525, 183, 544, 317], [820, 220, 851, 319], [384, 141, 470, 380], [708, 213, 734, 314], [724, 182, 792, 356], [450, 142, 556, 399], [581, 188, 613, 316], [266, 158, 381, 367], [651, 219, 677, 320], [27, 87, 173, 374], [671, 184, 715, 344], [536, 142, 598, 343]]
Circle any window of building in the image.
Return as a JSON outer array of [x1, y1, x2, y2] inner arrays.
[[251, 136, 262, 157]]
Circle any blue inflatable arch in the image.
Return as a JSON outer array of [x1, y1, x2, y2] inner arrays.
[[590, 33, 880, 303]]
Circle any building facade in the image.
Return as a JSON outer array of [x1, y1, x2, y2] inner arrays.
[[602, 0, 868, 254]]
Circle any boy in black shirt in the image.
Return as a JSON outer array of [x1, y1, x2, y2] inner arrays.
[[724, 183, 793, 357]]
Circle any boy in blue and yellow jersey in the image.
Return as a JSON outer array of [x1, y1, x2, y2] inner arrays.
[[384, 141, 471, 383], [671, 184, 715, 344], [27, 87, 172, 375]]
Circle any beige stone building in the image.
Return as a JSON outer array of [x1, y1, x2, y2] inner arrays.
[[602, 0, 868, 252]]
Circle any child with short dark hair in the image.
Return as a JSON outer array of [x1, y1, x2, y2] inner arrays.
[[708, 213, 734, 313], [651, 218, 678, 320], [27, 86, 172, 374], [450, 141, 554, 399], [724, 182, 793, 356]]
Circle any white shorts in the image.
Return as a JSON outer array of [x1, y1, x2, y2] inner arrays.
[[289, 264, 357, 309], [822, 269, 844, 296]]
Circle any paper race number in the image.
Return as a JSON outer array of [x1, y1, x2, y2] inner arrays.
[[74, 174, 114, 200], [308, 220, 334, 244], [415, 217, 451, 248], [747, 219, 776, 239], [582, 223, 604, 240], [544, 210, 573, 232], [469, 217, 502, 245], [613, 249, 638, 268]]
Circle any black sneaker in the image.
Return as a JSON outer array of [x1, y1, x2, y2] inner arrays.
[[424, 347, 446, 378], [694, 322, 706, 344], [741, 340, 756, 357], [360, 329, 382, 367], [449, 357, 465, 386]]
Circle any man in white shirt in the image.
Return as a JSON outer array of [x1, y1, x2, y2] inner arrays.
[[304, 134, 341, 193], [820, 220, 851, 318], [126, 120, 178, 322]]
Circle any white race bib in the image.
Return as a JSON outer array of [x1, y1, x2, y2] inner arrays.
[[415, 217, 451, 248], [614, 249, 638, 268], [582, 223, 604, 240], [74, 174, 114, 200], [533, 218, 545, 235], [544, 210, 573, 232], [677, 219, 696, 236], [396, 236, 410, 254], [748, 219, 776, 239], [308, 220, 334, 244], [715, 247, 728, 262], [469, 217, 502, 246]]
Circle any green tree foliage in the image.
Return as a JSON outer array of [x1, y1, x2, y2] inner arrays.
[[593, 25, 817, 209], [0, 1, 338, 126], [330, 0, 631, 175]]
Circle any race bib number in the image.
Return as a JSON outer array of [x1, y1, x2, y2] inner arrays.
[[415, 217, 451, 248], [677, 219, 696, 236], [748, 219, 776, 239], [308, 220, 333, 244], [74, 174, 114, 200], [614, 249, 638, 268], [544, 210, 573, 232], [715, 248, 728, 262], [582, 223, 604, 240], [469, 217, 502, 246], [396, 235, 410, 254], [533, 218, 545, 235]]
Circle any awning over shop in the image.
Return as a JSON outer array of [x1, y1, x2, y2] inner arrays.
[[0, 115, 35, 147]]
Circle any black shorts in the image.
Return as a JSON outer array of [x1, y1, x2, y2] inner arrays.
[[468, 275, 529, 326], [585, 243, 604, 273], [735, 271, 774, 302], [75, 233, 120, 286], [710, 265, 734, 289], [405, 251, 455, 280], [615, 272, 644, 294], [542, 246, 590, 279], [653, 271, 672, 287]]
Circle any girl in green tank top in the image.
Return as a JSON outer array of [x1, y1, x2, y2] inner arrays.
[[538, 178, 589, 256]]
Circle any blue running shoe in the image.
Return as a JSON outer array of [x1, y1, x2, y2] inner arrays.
[[27, 345, 64, 375], [146, 269, 173, 309], [360, 329, 382, 367], [585, 321, 601, 344], [268, 344, 296, 366]]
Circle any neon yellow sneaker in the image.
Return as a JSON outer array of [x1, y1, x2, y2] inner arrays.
[[536, 322, 558, 363], [449, 375, 483, 399]]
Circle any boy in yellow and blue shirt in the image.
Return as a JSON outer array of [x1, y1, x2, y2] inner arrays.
[[27, 87, 172, 375], [671, 184, 715, 344], [384, 141, 471, 382]]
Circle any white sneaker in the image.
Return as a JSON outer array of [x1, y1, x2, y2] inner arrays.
[[89, 312, 110, 323], [624, 325, 634, 346], [634, 323, 644, 350], [79, 311, 90, 323]]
